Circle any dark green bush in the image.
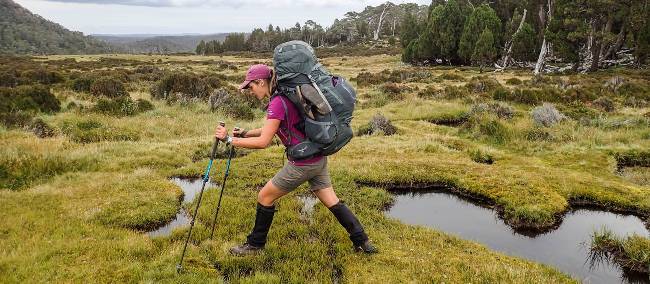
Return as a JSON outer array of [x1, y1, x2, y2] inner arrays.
[[90, 77, 128, 98], [208, 88, 259, 120], [92, 97, 155, 117], [19, 69, 65, 85], [28, 118, 56, 138], [136, 99, 154, 112], [70, 75, 95, 93], [150, 72, 211, 102], [466, 76, 503, 94], [92, 97, 137, 116], [439, 73, 465, 81], [494, 87, 563, 105], [0, 85, 61, 127], [557, 102, 599, 121], [0, 71, 17, 87]]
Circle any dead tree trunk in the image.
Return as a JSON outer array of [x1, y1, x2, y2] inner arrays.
[[590, 17, 603, 72], [604, 25, 626, 60], [497, 9, 527, 71], [534, 0, 553, 75], [599, 15, 613, 60], [373, 4, 389, 40]]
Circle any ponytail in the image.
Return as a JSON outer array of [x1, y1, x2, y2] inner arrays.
[[269, 69, 277, 95]]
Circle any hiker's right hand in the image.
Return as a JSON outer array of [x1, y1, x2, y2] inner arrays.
[[215, 125, 228, 141]]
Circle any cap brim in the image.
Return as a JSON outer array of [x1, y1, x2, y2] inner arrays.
[[239, 80, 252, 90]]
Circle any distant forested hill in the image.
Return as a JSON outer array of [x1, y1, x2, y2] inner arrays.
[[95, 34, 229, 54], [0, 0, 113, 54]]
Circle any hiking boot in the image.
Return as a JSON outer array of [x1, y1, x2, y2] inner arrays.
[[354, 240, 378, 254], [229, 242, 263, 256]]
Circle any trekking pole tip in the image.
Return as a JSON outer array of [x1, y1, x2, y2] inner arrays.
[[176, 263, 182, 273]]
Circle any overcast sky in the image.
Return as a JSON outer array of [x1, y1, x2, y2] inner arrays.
[[14, 0, 428, 35]]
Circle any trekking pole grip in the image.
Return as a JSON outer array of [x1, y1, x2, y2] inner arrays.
[[211, 121, 225, 159]]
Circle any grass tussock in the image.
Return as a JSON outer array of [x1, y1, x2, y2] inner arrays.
[[590, 228, 650, 274]]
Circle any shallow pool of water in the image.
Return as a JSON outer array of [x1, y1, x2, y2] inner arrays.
[[386, 189, 650, 284], [147, 178, 216, 237]]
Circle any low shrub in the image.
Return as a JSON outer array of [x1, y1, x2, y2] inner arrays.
[[557, 102, 600, 121], [90, 77, 128, 98], [470, 102, 514, 120], [531, 103, 566, 127], [466, 76, 503, 94], [525, 127, 555, 141], [0, 85, 61, 127], [357, 113, 397, 136], [462, 114, 511, 144], [495, 87, 563, 105], [439, 73, 465, 81], [150, 72, 211, 102], [92, 97, 155, 117], [136, 99, 155, 112], [442, 86, 470, 100], [469, 149, 494, 164], [28, 118, 56, 138], [592, 96, 616, 112], [379, 83, 405, 100], [70, 75, 95, 93], [208, 88, 258, 120], [417, 86, 440, 99]]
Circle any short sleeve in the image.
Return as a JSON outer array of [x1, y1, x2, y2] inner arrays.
[[267, 96, 285, 121]]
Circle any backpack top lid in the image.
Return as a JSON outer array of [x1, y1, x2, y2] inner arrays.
[[273, 41, 318, 81]]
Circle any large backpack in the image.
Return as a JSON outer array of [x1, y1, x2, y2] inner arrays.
[[272, 40, 356, 160]]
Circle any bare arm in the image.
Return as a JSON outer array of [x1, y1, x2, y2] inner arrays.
[[230, 119, 279, 149], [241, 127, 262, 138]]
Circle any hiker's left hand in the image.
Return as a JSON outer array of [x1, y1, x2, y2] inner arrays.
[[215, 125, 228, 141]]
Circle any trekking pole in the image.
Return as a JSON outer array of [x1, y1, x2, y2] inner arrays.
[[176, 121, 225, 274], [209, 126, 239, 239]]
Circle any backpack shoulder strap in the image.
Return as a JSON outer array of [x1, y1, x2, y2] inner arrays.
[[276, 95, 305, 145]]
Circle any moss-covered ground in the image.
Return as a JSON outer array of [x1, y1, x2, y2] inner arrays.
[[2, 53, 649, 282]]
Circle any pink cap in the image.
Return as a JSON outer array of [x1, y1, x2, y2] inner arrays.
[[239, 64, 272, 90]]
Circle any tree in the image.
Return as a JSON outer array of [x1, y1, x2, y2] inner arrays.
[[225, 33, 248, 52], [458, 4, 502, 64], [195, 40, 205, 55], [400, 12, 419, 48], [511, 22, 538, 61], [472, 28, 497, 72], [402, 39, 419, 63], [355, 20, 370, 39], [429, 0, 468, 64]]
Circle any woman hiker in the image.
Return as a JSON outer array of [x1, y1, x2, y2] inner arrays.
[[214, 64, 377, 256]]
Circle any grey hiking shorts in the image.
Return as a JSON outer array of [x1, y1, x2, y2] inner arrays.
[[271, 157, 332, 192]]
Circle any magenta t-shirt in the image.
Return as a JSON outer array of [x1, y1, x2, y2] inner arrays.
[[267, 96, 323, 165]]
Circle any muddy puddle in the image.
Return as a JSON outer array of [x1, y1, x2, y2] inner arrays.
[[386, 189, 650, 284], [147, 178, 217, 237]]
